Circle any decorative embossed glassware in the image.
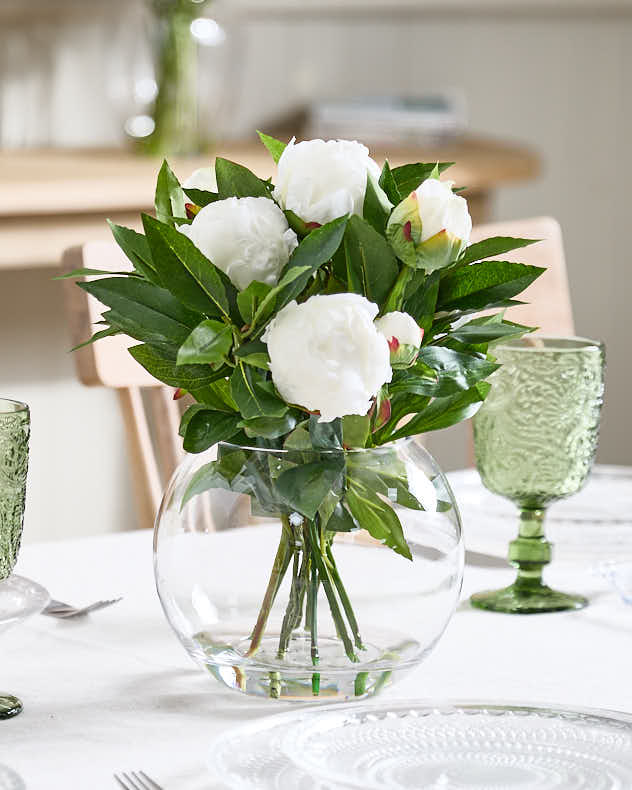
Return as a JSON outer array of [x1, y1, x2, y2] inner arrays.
[[471, 337, 605, 613], [0, 399, 30, 718]]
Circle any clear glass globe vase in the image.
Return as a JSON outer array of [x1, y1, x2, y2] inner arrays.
[[154, 437, 463, 703]]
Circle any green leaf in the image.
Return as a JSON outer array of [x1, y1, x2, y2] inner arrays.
[[70, 326, 119, 351], [342, 414, 371, 449], [404, 270, 440, 334], [215, 157, 270, 199], [437, 261, 545, 312], [128, 344, 227, 389], [362, 175, 389, 235], [79, 277, 200, 347], [391, 162, 453, 197], [155, 160, 186, 224], [191, 378, 237, 412], [378, 160, 401, 205], [343, 216, 399, 307], [276, 458, 345, 519], [309, 416, 343, 449], [107, 221, 159, 283], [283, 421, 312, 450], [389, 382, 491, 439], [251, 217, 348, 328], [237, 281, 273, 325], [234, 340, 270, 370], [238, 413, 297, 439], [459, 236, 539, 266], [142, 214, 225, 316], [447, 317, 535, 345], [391, 347, 498, 397], [143, 214, 236, 320], [345, 479, 412, 560], [181, 449, 248, 506], [55, 268, 132, 280], [183, 188, 220, 207], [179, 407, 242, 453], [324, 502, 358, 532], [177, 319, 233, 365], [230, 363, 288, 419], [257, 130, 287, 163]]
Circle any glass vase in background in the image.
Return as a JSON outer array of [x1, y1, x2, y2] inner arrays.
[[471, 336, 605, 614], [138, 0, 225, 156], [154, 438, 463, 703]]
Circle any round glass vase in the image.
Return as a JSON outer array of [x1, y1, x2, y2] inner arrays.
[[154, 437, 463, 703]]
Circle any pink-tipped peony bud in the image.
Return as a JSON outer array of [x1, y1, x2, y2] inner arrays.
[[375, 311, 423, 369]]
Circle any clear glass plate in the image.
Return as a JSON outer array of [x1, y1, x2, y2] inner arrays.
[[0, 575, 50, 634], [207, 700, 632, 790], [448, 465, 632, 562], [0, 765, 25, 790]]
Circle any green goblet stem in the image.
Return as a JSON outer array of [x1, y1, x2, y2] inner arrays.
[[471, 507, 587, 614]]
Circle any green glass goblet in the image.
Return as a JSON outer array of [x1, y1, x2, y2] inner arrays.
[[0, 398, 30, 718], [470, 337, 605, 614]]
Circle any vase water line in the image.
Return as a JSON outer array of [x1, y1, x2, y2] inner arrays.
[[154, 437, 463, 702]]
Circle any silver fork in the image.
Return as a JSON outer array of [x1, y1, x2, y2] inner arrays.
[[43, 596, 122, 619], [114, 771, 163, 790]]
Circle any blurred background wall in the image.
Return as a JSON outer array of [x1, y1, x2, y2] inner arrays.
[[1, 0, 630, 542]]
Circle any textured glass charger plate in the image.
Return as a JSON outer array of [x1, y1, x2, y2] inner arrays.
[[207, 700, 632, 789], [448, 465, 632, 563]]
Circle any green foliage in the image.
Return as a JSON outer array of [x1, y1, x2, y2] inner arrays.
[[72, 146, 545, 574], [215, 157, 270, 198], [390, 161, 453, 196], [343, 216, 399, 307], [257, 131, 287, 163], [437, 261, 545, 312], [155, 160, 186, 224], [176, 319, 233, 365]]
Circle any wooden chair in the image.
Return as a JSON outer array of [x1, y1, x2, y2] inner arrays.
[[61, 241, 184, 530], [469, 215, 575, 335]]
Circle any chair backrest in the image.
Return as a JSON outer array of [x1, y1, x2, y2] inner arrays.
[[61, 241, 184, 529], [469, 216, 575, 335]]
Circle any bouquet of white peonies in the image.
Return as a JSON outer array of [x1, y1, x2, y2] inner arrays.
[[66, 133, 543, 680]]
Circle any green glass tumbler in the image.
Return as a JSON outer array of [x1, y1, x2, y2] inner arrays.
[[0, 398, 30, 718], [470, 337, 605, 614]]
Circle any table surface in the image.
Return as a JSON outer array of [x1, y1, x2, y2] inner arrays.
[[5, 468, 631, 790]]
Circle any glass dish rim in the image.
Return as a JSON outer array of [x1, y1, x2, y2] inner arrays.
[[495, 334, 604, 352], [0, 398, 29, 415], [218, 434, 423, 457]]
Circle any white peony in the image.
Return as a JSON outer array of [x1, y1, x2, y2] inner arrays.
[[179, 196, 298, 291], [263, 293, 392, 422], [182, 167, 217, 192], [375, 311, 423, 369], [414, 178, 471, 243], [273, 138, 388, 225]]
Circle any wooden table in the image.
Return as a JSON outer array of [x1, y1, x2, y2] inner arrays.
[[0, 137, 540, 269]]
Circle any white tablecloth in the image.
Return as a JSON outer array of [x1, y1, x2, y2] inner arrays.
[[5, 471, 632, 790]]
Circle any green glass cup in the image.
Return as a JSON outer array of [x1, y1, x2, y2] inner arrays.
[[470, 337, 605, 614], [0, 398, 30, 718]]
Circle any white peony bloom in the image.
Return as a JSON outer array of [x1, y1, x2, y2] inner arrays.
[[386, 177, 472, 272], [414, 178, 471, 243], [263, 293, 392, 422], [375, 311, 423, 369], [179, 196, 298, 291], [273, 138, 388, 225], [182, 167, 217, 192]]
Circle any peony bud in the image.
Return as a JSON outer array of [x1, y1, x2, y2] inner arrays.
[[387, 177, 471, 272], [375, 311, 423, 369]]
